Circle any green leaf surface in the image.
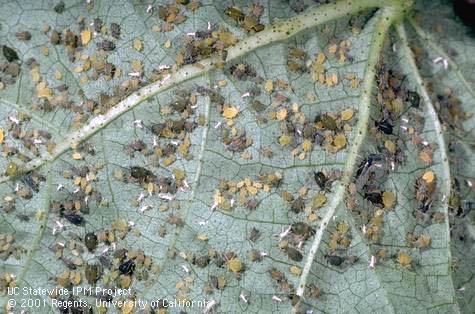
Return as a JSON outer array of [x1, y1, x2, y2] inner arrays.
[[0, 0, 473, 313]]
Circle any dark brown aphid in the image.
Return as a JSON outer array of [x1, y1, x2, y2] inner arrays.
[[97, 40, 116, 51], [291, 197, 305, 213], [110, 23, 121, 39], [50, 31, 61, 45], [291, 222, 315, 238], [85, 263, 101, 284], [15, 31, 32, 41], [64, 213, 85, 226], [325, 255, 344, 266], [130, 166, 156, 183], [251, 100, 266, 112], [93, 18, 103, 32], [193, 255, 210, 268], [316, 114, 337, 131], [21, 173, 39, 192], [3, 46, 19, 62], [286, 246, 303, 262], [249, 228, 261, 242], [118, 259, 135, 275], [84, 232, 98, 251], [176, 0, 190, 4]]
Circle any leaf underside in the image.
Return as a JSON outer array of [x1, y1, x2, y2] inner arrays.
[[0, 1, 473, 314]]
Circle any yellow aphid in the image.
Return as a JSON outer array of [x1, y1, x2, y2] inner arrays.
[[276, 108, 288, 121], [223, 106, 239, 119], [147, 182, 154, 194], [36, 81, 53, 100], [0, 129, 4, 144], [279, 134, 292, 146], [422, 171, 435, 183], [312, 192, 327, 209], [382, 191, 395, 209], [340, 108, 354, 121], [290, 265, 302, 276], [308, 212, 318, 221], [264, 80, 273, 93], [197, 233, 208, 241], [164, 40, 171, 49], [55, 69, 62, 80], [333, 133, 347, 150], [337, 221, 349, 234], [31, 67, 41, 82], [72, 152, 82, 160], [384, 140, 396, 154], [132, 59, 142, 72], [227, 258, 243, 273], [218, 79, 227, 87], [316, 52, 326, 64], [133, 38, 143, 51], [419, 150, 432, 164], [302, 140, 312, 152], [81, 29, 92, 45], [397, 252, 412, 268], [121, 301, 134, 314]]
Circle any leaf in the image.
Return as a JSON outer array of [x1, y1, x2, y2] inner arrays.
[[0, 0, 473, 313]]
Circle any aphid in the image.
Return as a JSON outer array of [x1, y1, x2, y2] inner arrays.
[[375, 118, 393, 135], [53, 1, 65, 14], [249, 228, 261, 242], [110, 23, 121, 39], [130, 166, 156, 183], [96, 40, 116, 51], [289, 294, 301, 306], [291, 222, 315, 239], [325, 255, 344, 266], [85, 263, 101, 284], [2, 46, 19, 62], [84, 232, 98, 251], [356, 154, 383, 178], [5, 162, 18, 177], [93, 18, 103, 32], [407, 91, 420, 108], [314, 171, 327, 190], [316, 114, 337, 131], [286, 246, 303, 262], [15, 31, 32, 41], [176, 0, 190, 5], [64, 213, 85, 226], [290, 197, 305, 213], [193, 255, 210, 268], [21, 173, 39, 192], [225, 7, 245, 22], [119, 259, 135, 275], [364, 191, 383, 206]]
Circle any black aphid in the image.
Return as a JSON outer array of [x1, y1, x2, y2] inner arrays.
[[54, 1, 65, 14], [364, 191, 383, 206], [314, 171, 327, 190], [326, 255, 344, 266], [356, 154, 383, 178], [84, 232, 98, 251], [64, 213, 85, 226], [119, 259, 135, 275], [375, 119, 393, 135], [21, 173, 39, 192], [407, 91, 420, 108], [286, 247, 303, 262], [3, 46, 19, 62]]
